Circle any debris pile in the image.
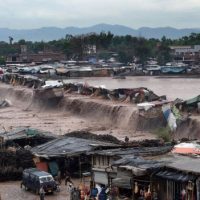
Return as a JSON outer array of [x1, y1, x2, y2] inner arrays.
[[0, 99, 11, 108], [65, 131, 122, 144], [64, 83, 165, 104], [65, 131, 166, 147], [0, 149, 35, 181], [1, 73, 44, 89], [176, 95, 200, 113], [1, 73, 165, 104]]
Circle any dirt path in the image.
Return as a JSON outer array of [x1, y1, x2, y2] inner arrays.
[[0, 179, 81, 200]]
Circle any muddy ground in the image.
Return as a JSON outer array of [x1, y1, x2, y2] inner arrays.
[[0, 178, 81, 200]]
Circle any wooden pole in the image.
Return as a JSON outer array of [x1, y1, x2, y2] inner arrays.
[[79, 156, 82, 181]]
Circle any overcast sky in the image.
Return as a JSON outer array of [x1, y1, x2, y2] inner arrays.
[[1, 0, 200, 29]]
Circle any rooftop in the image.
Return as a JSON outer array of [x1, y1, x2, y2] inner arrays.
[[31, 136, 120, 158]]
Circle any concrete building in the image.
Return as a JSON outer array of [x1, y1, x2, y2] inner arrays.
[[170, 45, 200, 64], [6, 51, 66, 64], [6, 45, 66, 64]]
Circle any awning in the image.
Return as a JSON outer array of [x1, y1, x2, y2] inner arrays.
[[112, 178, 132, 189], [93, 171, 108, 185], [156, 170, 196, 182]]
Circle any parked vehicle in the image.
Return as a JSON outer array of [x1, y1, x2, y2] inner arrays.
[[21, 168, 57, 194]]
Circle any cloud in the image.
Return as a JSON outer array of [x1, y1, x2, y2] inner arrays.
[[0, 0, 200, 28]]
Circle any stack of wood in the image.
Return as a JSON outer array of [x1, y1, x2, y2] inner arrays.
[[0, 149, 35, 181]]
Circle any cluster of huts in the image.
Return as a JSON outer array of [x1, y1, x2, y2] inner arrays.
[[1, 73, 200, 199], [1, 128, 200, 200], [1, 73, 199, 114], [1, 73, 165, 104]]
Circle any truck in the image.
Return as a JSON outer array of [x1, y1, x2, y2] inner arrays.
[[21, 168, 57, 194]]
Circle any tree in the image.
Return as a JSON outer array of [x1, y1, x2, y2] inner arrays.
[[18, 39, 26, 45], [0, 56, 5, 65], [118, 50, 133, 63]]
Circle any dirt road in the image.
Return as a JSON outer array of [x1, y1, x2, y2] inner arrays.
[[0, 179, 81, 200]]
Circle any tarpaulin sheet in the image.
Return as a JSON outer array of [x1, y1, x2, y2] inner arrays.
[[186, 95, 200, 105], [112, 178, 132, 189], [36, 162, 48, 172], [162, 104, 177, 131], [26, 129, 38, 136], [48, 161, 59, 176]]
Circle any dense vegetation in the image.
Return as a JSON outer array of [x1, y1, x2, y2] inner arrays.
[[0, 32, 200, 65]]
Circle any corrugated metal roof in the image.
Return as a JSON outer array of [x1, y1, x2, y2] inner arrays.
[[164, 155, 200, 175], [112, 154, 200, 175], [31, 136, 119, 158], [88, 146, 172, 157]]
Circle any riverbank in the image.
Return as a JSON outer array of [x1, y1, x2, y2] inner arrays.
[[0, 83, 156, 141]]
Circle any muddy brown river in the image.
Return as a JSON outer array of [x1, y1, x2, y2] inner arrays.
[[64, 76, 200, 100], [0, 77, 200, 198]]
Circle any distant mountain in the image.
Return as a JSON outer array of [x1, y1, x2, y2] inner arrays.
[[137, 27, 200, 39], [1, 23, 200, 42]]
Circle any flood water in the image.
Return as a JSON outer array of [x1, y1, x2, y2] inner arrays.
[[64, 76, 200, 100]]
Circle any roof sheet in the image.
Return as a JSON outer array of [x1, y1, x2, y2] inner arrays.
[[185, 95, 200, 105], [112, 153, 200, 175], [164, 155, 200, 174], [88, 146, 172, 157], [156, 170, 196, 182], [31, 136, 119, 158]]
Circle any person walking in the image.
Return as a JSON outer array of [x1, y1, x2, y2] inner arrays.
[[39, 186, 45, 200], [67, 183, 74, 200], [65, 171, 73, 186]]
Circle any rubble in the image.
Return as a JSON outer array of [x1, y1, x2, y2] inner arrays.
[[65, 131, 122, 144], [0, 149, 35, 181], [1, 73, 165, 104], [0, 99, 11, 108]]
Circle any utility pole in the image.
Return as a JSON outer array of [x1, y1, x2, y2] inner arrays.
[[9, 36, 13, 45]]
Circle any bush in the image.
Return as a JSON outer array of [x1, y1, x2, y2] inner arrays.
[[0, 56, 5, 65], [153, 127, 171, 142]]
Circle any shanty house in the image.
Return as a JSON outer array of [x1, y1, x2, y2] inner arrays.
[[0, 128, 56, 147], [112, 155, 164, 199], [31, 136, 119, 178], [153, 154, 200, 200], [111, 153, 200, 200], [88, 146, 172, 199]]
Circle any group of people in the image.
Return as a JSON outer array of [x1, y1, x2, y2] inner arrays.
[[68, 183, 82, 200], [38, 171, 108, 200], [67, 182, 108, 200]]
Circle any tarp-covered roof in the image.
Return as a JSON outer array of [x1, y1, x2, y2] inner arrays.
[[112, 156, 164, 168], [163, 155, 200, 175], [112, 153, 200, 176], [185, 95, 200, 105], [172, 142, 200, 155], [88, 146, 172, 157], [0, 128, 56, 141], [156, 170, 196, 182], [31, 136, 119, 158], [112, 155, 164, 176]]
